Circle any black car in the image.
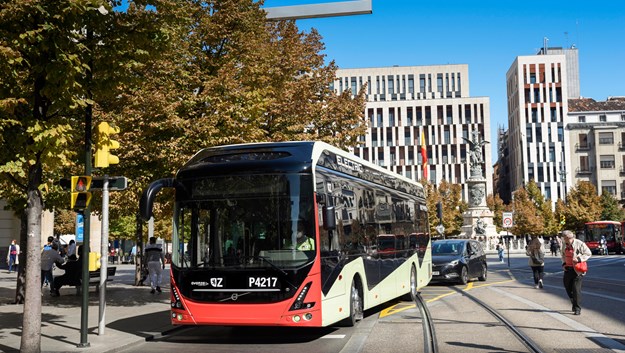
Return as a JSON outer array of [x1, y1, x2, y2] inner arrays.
[[431, 239, 487, 284]]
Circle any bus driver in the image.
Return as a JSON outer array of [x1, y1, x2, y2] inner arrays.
[[289, 223, 314, 251]]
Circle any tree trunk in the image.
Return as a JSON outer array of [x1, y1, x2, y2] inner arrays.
[[14, 213, 28, 304], [21, 163, 43, 353], [134, 213, 144, 286]]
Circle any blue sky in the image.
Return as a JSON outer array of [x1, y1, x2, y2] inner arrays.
[[263, 0, 625, 159]]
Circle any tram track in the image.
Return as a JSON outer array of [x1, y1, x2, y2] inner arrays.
[[413, 292, 438, 353], [450, 287, 545, 353]]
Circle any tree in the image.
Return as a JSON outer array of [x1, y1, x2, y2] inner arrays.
[[486, 193, 511, 233], [599, 192, 625, 221], [0, 1, 174, 351], [425, 180, 465, 238], [511, 187, 544, 237], [562, 181, 602, 231]]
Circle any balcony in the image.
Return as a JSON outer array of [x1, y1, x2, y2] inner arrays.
[[619, 142, 625, 151], [575, 143, 591, 151], [576, 166, 593, 175]]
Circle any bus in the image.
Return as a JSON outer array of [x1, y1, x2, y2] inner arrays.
[[140, 141, 432, 327], [582, 221, 625, 254]]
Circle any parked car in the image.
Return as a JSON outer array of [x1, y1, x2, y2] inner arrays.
[[431, 239, 487, 284]]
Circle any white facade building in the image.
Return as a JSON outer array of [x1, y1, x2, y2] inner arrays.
[[335, 65, 493, 201], [505, 47, 579, 205], [567, 97, 625, 199]]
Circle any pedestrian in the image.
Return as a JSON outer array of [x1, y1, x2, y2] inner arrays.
[[561, 230, 591, 315], [43, 236, 54, 250], [526, 236, 545, 288], [549, 237, 557, 256], [6, 239, 20, 273], [599, 235, 607, 255], [67, 239, 76, 258], [41, 243, 65, 294], [50, 246, 83, 297], [496, 241, 505, 262], [145, 237, 165, 294]]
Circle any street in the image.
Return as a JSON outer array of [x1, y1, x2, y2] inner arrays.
[[120, 253, 625, 353]]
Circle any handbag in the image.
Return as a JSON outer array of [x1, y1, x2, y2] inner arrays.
[[574, 261, 588, 273]]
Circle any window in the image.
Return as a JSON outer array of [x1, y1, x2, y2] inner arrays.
[[389, 109, 395, 126], [599, 132, 614, 145], [526, 127, 533, 142], [579, 133, 588, 148], [387, 75, 394, 94], [408, 75, 414, 94], [579, 156, 589, 171], [550, 108, 557, 122], [437, 74, 443, 92], [557, 127, 564, 142], [444, 130, 451, 144], [404, 129, 411, 145], [531, 109, 538, 122], [351, 77, 357, 95], [602, 180, 617, 196], [407, 108, 413, 125], [578, 115, 586, 123], [530, 73, 536, 84], [545, 186, 551, 200], [599, 114, 607, 122], [419, 75, 426, 93], [549, 146, 555, 162], [621, 114, 625, 122], [600, 155, 615, 169]]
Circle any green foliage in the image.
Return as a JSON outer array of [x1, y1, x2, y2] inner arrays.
[[425, 180, 465, 237], [486, 193, 511, 233], [562, 181, 602, 231], [599, 192, 625, 221]]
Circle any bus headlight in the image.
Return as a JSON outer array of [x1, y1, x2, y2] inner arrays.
[[289, 282, 315, 311]]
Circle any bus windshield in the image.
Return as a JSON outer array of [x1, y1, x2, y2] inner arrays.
[[172, 174, 316, 270], [584, 222, 617, 242]]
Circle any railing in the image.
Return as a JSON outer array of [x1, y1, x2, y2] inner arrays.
[[576, 166, 593, 175], [575, 143, 591, 151]]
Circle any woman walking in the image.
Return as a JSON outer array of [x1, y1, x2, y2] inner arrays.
[[526, 236, 545, 288]]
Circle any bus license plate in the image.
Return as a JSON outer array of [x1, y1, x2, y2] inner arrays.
[[249, 277, 278, 288]]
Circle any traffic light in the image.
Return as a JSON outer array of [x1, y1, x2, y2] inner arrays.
[[94, 122, 120, 168], [71, 176, 92, 210], [89, 252, 101, 272], [436, 201, 443, 221]]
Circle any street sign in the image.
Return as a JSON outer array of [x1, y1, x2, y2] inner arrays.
[[502, 212, 513, 228], [75, 213, 84, 243], [60, 176, 128, 191], [436, 224, 445, 235]]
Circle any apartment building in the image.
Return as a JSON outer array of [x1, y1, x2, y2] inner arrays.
[[335, 65, 493, 201], [505, 46, 579, 205], [567, 97, 625, 198]]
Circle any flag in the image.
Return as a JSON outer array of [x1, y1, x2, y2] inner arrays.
[[421, 129, 428, 181]]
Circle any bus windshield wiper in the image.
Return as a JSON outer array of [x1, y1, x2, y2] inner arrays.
[[256, 255, 288, 276]]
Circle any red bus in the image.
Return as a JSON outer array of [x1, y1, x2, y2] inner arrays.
[[140, 141, 432, 327], [582, 221, 625, 254]]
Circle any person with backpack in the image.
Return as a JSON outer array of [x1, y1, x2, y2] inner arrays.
[[526, 236, 545, 288], [496, 241, 505, 262]]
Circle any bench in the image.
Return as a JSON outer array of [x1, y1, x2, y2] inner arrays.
[[75, 266, 117, 294]]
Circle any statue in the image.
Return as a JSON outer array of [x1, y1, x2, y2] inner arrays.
[[469, 183, 485, 206], [462, 130, 489, 178], [475, 217, 486, 235]]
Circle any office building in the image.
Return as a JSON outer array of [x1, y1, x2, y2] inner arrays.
[[505, 46, 579, 205], [335, 65, 493, 201]]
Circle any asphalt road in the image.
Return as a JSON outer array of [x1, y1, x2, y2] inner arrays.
[[122, 253, 625, 353]]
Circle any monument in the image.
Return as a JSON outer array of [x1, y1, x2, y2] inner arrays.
[[458, 131, 498, 240]]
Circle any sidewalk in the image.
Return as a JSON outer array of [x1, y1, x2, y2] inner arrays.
[[0, 264, 173, 353]]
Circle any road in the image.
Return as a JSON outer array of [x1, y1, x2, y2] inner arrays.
[[124, 253, 625, 353]]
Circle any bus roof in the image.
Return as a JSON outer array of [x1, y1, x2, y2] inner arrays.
[[177, 141, 423, 197]]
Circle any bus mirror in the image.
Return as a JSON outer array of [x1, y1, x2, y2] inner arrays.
[[139, 178, 176, 221], [323, 206, 336, 230]]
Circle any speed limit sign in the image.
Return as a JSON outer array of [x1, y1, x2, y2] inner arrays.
[[502, 212, 513, 228]]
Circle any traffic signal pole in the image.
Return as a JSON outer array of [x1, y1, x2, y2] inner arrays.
[[98, 175, 109, 335], [79, 92, 92, 348]]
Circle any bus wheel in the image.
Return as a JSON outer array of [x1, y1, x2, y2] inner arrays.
[[403, 264, 418, 301], [345, 278, 363, 327]]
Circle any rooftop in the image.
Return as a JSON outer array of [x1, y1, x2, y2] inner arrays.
[[568, 97, 625, 112]]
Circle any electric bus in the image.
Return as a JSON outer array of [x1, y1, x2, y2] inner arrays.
[[582, 221, 625, 254], [140, 141, 432, 327]]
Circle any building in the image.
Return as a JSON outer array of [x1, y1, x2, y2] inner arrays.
[[334, 65, 493, 202], [494, 126, 512, 203], [567, 97, 625, 199], [505, 46, 579, 205]]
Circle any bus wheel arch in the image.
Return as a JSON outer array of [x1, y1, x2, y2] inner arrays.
[[402, 263, 418, 301]]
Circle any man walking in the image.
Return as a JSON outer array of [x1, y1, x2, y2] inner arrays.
[[561, 230, 591, 315], [145, 237, 165, 294]]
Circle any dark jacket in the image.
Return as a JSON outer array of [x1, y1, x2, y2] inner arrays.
[[58, 256, 82, 282]]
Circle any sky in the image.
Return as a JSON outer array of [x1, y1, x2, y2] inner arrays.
[[263, 0, 625, 159]]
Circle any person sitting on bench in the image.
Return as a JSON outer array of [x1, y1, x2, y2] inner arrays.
[[51, 246, 83, 297]]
